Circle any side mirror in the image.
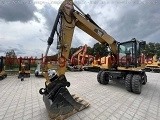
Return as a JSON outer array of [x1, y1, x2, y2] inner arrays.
[[139, 41, 146, 49]]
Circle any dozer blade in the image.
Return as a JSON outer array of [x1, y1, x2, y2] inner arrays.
[[40, 74, 89, 120]]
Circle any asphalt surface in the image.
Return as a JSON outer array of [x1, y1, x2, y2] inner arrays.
[[0, 71, 160, 120]]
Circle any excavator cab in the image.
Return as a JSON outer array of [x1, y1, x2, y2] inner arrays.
[[0, 56, 7, 80], [118, 38, 146, 68], [18, 58, 31, 81]]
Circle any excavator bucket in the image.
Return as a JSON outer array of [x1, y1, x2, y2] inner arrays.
[[39, 74, 89, 120]]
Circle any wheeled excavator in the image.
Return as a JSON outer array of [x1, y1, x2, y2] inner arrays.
[[0, 56, 7, 80], [39, 0, 147, 119]]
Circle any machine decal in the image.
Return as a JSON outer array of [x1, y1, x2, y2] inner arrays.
[[94, 29, 104, 37], [65, 3, 72, 9], [58, 55, 67, 67]]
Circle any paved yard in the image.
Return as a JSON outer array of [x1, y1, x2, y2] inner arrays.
[[0, 72, 160, 120]]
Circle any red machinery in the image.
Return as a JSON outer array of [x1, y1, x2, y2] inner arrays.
[[67, 44, 88, 71]]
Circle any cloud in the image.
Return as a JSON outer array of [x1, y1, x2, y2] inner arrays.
[[71, 33, 84, 47], [40, 4, 57, 30], [40, 4, 84, 50], [75, 0, 160, 43], [0, 0, 38, 22], [1, 0, 159, 58], [101, 2, 160, 42], [0, 47, 6, 53], [0, 44, 25, 56]]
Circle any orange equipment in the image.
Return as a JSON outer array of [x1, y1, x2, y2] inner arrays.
[[67, 44, 87, 71]]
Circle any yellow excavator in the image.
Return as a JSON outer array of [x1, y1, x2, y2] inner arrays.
[[18, 58, 31, 81], [0, 56, 7, 80], [144, 54, 160, 72], [39, 0, 147, 119], [83, 57, 101, 72]]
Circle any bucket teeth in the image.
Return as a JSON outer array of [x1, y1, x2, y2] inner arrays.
[[76, 98, 83, 103], [72, 94, 89, 106], [72, 94, 80, 99]]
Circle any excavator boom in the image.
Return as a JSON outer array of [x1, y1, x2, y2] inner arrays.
[[39, 0, 119, 119], [80, 44, 87, 66]]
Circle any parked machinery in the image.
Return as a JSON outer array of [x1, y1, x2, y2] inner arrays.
[[35, 62, 57, 78], [0, 56, 7, 80], [144, 55, 160, 72], [35, 62, 44, 77], [18, 58, 31, 81], [67, 44, 87, 71]]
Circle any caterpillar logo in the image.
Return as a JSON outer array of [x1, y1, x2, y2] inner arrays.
[[94, 29, 104, 37], [64, 1, 73, 10]]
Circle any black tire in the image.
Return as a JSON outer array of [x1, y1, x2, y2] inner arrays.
[[21, 78, 24, 81], [125, 74, 133, 92], [153, 69, 160, 73], [144, 68, 151, 72], [142, 73, 147, 85], [99, 71, 109, 85], [132, 75, 142, 94], [97, 70, 103, 84], [35, 72, 38, 77], [0, 77, 3, 80]]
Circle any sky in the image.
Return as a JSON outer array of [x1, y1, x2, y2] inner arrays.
[[0, 0, 159, 58]]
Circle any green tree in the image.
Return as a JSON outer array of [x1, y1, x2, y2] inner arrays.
[[5, 49, 17, 69], [92, 42, 108, 57], [69, 47, 80, 58], [143, 42, 160, 58], [86, 46, 93, 55], [6, 49, 16, 57]]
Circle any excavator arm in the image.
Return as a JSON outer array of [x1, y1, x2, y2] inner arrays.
[[79, 44, 87, 66], [39, 0, 118, 119]]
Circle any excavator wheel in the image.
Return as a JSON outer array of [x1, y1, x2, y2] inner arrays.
[[0, 76, 3, 80], [35, 72, 38, 77], [4, 74, 7, 78], [21, 77, 24, 81], [40, 74, 89, 119], [144, 68, 151, 72], [125, 74, 133, 92], [97, 70, 103, 84], [132, 74, 142, 94], [153, 69, 160, 73], [142, 73, 147, 85], [99, 71, 109, 85], [27, 74, 30, 77]]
